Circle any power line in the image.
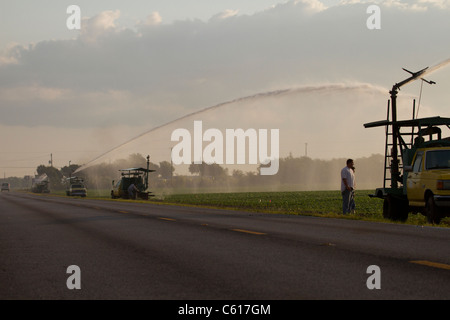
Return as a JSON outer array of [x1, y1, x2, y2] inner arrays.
[[0, 167, 36, 169]]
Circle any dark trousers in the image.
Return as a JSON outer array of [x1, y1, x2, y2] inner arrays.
[[342, 189, 355, 214]]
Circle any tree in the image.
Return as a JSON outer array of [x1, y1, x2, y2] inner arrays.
[[36, 165, 64, 190], [127, 153, 147, 167], [60, 164, 81, 178], [159, 161, 174, 180], [189, 162, 227, 179]]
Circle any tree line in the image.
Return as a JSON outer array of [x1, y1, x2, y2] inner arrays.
[[2, 153, 385, 193]]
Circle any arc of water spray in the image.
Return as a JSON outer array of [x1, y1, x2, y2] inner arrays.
[[410, 58, 450, 118], [421, 58, 450, 79], [74, 87, 291, 173], [72, 82, 414, 173]]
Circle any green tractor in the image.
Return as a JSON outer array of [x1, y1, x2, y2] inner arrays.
[[31, 174, 50, 193], [111, 155, 155, 200]]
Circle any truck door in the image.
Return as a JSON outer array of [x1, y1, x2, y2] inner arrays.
[[407, 151, 424, 205]]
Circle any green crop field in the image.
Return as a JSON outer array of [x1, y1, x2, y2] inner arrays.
[[161, 190, 381, 216], [158, 190, 449, 226], [46, 188, 449, 227]]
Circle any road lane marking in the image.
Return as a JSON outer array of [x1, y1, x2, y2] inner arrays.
[[321, 242, 336, 247], [118, 210, 129, 214], [231, 228, 266, 235], [410, 260, 450, 270], [158, 217, 176, 221]]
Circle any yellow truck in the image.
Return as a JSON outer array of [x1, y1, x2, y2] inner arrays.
[[405, 147, 450, 224], [366, 115, 450, 224]]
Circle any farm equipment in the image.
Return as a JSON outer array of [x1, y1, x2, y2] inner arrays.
[[111, 155, 155, 200], [364, 66, 450, 224], [65, 176, 87, 197], [31, 174, 50, 193]]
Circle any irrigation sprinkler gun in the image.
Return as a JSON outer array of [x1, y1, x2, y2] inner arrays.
[[388, 67, 434, 189], [364, 62, 450, 224], [110, 155, 155, 200]]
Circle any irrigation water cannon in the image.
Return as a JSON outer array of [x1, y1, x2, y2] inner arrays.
[[111, 155, 156, 200], [387, 67, 436, 189], [31, 174, 50, 193], [364, 62, 450, 224]]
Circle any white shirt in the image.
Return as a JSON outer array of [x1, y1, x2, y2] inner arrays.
[[128, 184, 136, 193], [341, 166, 355, 192]]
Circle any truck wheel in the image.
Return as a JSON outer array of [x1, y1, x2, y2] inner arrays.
[[425, 197, 441, 224], [383, 197, 393, 220], [383, 196, 408, 222]]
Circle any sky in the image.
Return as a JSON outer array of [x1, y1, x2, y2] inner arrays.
[[1, 0, 450, 178]]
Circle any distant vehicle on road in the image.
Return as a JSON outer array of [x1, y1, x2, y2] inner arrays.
[[1, 183, 10, 192], [31, 174, 50, 193], [65, 177, 87, 197]]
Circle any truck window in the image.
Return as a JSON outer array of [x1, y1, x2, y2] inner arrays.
[[425, 150, 450, 170], [412, 151, 423, 173]]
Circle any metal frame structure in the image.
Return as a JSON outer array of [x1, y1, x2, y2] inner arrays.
[[364, 67, 450, 199]]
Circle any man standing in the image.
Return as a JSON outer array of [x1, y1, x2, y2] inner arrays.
[[341, 159, 356, 214], [128, 183, 138, 200]]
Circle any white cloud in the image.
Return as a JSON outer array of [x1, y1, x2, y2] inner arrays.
[[418, 0, 450, 8], [0, 85, 70, 102], [80, 10, 121, 43], [294, 0, 328, 12], [1, 0, 450, 176], [387, 0, 428, 11], [0, 42, 25, 66], [0, 1, 449, 130], [345, 0, 450, 10], [142, 11, 163, 26], [211, 9, 240, 20], [0, 53, 18, 66]]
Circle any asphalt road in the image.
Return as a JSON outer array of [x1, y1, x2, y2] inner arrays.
[[1, 191, 449, 300]]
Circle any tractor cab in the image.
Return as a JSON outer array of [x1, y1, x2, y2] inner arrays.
[[31, 174, 50, 193], [111, 155, 155, 200]]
